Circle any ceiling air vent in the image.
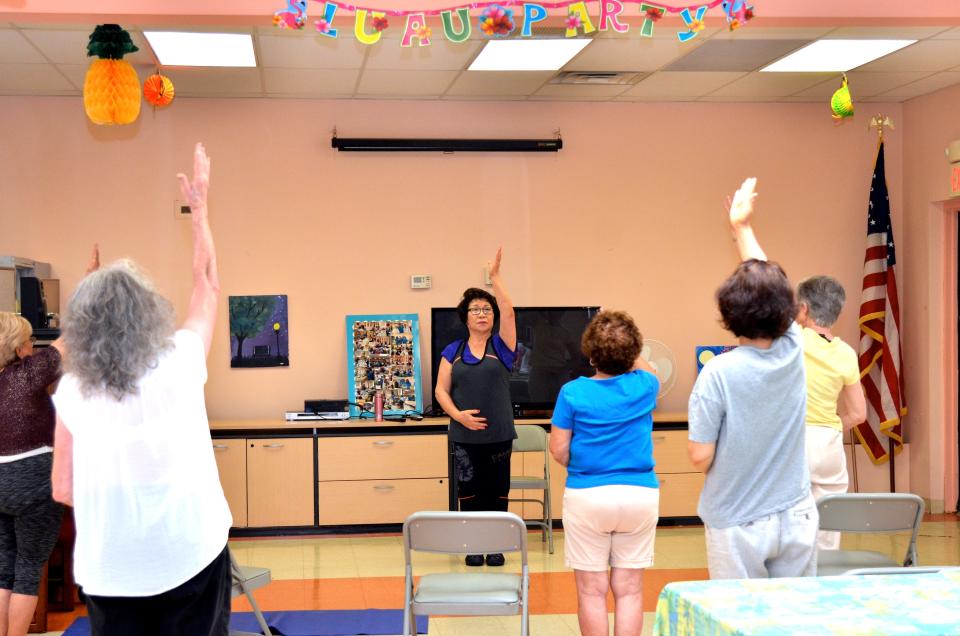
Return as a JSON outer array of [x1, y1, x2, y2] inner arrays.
[[551, 71, 645, 85]]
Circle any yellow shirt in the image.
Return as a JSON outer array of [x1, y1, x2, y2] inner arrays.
[[802, 327, 860, 431]]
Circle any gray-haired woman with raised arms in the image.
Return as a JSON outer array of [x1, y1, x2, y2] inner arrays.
[[51, 143, 233, 636]]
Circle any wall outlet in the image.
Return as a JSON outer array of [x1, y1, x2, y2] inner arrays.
[[410, 274, 432, 289], [175, 200, 191, 219]]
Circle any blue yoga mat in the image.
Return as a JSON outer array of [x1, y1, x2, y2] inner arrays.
[[63, 609, 429, 635]]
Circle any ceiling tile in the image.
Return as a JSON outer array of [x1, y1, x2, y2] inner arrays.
[[441, 94, 528, 101], [869, 71, 960, 101], [791, 71, 934, 99], [356, 69, 458, 96], [619, 71, 746, 98], [663, 39, 812, 72], [826, 26, 951, 39], [21, 28, 156, 65], [258, 32, 367, 69], [364, 39, 483, 71], [532, 83, 630, 99], [563, 37, 703, 73], [0, 63, 75, 93], [704, 71, 830, 98], [167, 67, 263, 96], [932, 27, 960, 40], [445, 71, 553, 96], [709, 26, 834, 41], [263, 67, 358, 95], [0, 28, 45, 64], [856, 40, 960, 73]]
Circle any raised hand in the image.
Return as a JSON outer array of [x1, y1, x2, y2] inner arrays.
[[85, 243, 100, 275], [488, 247, 503, 280], [177, 142, 211, 216], [458, 409, 488, 431], [729, 177, 758, 229]]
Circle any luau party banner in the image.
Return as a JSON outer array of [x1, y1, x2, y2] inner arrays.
[[273, 0, 754, 46]]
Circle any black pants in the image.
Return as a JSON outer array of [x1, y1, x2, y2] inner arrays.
[[85, 545, 232, 636], [0, 453, 64, 595], [454, 440, 513, 513]]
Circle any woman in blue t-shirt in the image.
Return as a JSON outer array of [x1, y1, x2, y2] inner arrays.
[[434, 248, 517, 567], [549, 310, 659, 636]]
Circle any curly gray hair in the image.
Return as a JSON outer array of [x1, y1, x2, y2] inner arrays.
[[64, 260, 175, 400], [797, 275, 846, 328]]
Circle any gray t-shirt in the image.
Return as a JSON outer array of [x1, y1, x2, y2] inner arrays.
[[688, 322, 810, 528]]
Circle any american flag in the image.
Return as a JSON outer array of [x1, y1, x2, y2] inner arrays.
[[854, 142, 906, 464]]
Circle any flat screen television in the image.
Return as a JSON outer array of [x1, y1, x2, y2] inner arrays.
[[430, 306, 600, 418]]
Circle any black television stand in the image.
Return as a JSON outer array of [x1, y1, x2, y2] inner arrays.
[[513, 405, 553, 420]]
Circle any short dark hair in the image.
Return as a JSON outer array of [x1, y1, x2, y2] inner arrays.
[[581, 310, 643, 376], [716, 259, 796, 340], [456, 288, 500, 326], [797, 275, 846, 327]]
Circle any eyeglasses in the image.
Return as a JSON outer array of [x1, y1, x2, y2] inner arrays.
[[467, 307, 494, 316]]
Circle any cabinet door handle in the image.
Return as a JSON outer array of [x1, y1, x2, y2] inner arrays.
[[372, 441, 394, 448], [652, 435, 666, 443], [373, 485, 395, 492], [212, 444, 228, 450], [262, 443, 285, 449]]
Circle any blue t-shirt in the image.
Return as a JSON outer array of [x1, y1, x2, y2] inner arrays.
[[551, 369, 659, 489], [441, 334, 516, 371]]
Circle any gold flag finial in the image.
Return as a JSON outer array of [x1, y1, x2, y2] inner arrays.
[[869, 113, 894, 142]]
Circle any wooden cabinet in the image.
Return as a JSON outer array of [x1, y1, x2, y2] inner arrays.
[[317, 434, 447, 525], [213, 438, 247, 527], [653, 429, 704, 518], [212, 436, 314, 528]]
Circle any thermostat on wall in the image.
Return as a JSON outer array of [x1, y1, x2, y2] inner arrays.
[[411, 274, 432, 289]]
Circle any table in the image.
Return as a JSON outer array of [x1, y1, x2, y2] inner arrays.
[[653, 569, 960, 635]]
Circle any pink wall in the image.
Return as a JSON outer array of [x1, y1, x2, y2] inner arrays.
[[1, 96, 904, 418], [902, 83, 960, 513]]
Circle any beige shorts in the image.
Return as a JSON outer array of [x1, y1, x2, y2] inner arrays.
[[562, 484, 659, 571]]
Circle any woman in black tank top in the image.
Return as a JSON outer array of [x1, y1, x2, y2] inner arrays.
[[434, 249, 517, 567]]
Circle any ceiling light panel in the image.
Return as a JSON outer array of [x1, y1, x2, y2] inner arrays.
[[761, 39, 916, 72], [144, 31, 256, 67], [468, 39, 591, 71]]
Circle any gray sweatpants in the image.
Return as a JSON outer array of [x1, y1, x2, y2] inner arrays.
[[0, 452, 64, 595], [705, 493, 818, 579]]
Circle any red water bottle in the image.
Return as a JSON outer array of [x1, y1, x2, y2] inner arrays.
[[374, 390, 384, 422]]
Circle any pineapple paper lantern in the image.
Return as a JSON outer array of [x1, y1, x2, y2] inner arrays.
[[143, 73, 175, 108], [83, 25, 141, 125]]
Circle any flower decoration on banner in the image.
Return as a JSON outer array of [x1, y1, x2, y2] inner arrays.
[[83, 24, 141, 126], [417, 24, 433, 39], [274, 0, 308, 28], [831, 74, 854, 122], [479, 5, 516, 37], [143, 72, 175, 108], [270, 0, 755, 46]]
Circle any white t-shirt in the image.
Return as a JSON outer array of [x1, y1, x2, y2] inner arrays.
[[53, 329, 232, 597]]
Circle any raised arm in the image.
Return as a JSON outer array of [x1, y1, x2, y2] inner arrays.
[[488, 248, 516, 350], [178, 143, 220, 357], [728, 177, 767, 262], [50, 244, 99, 358]]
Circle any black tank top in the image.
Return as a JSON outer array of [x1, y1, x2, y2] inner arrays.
[[448, 338, 516, 444]]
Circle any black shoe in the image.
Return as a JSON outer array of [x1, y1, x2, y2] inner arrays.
[[465, 554, 484, 567], [485, 553, 505, 566]]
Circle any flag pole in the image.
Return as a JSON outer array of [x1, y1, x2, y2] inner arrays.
[[868, 113, 898, 493]]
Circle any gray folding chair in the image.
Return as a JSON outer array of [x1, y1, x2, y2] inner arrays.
[[229, 549, 273, 636], [507, 425, 554, 553], [816, 493, 925, 576], [402, 511, 529, 636]]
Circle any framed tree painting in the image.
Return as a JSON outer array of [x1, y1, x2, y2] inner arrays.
[[345, 314, 422, 417], [229, 295, 289, 368]]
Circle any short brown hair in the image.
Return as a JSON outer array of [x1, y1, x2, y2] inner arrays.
[[581, 310, 643, 376], [717, 259, 796, 340]]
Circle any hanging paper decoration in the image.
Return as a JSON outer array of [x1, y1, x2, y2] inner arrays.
[[830, 74, 854, 122], [478, 5, 516, 37], [270, 0, 756, 47], [143, 73, 175, 108], [83, 24, 141, 126], [274, 0, 308, 28]]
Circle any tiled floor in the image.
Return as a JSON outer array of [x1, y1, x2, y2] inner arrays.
[[42, 514, 960, 635]]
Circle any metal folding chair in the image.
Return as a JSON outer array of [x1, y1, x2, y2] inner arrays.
[[507, 425, 554, 553], [229, 549, 273, 636]]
